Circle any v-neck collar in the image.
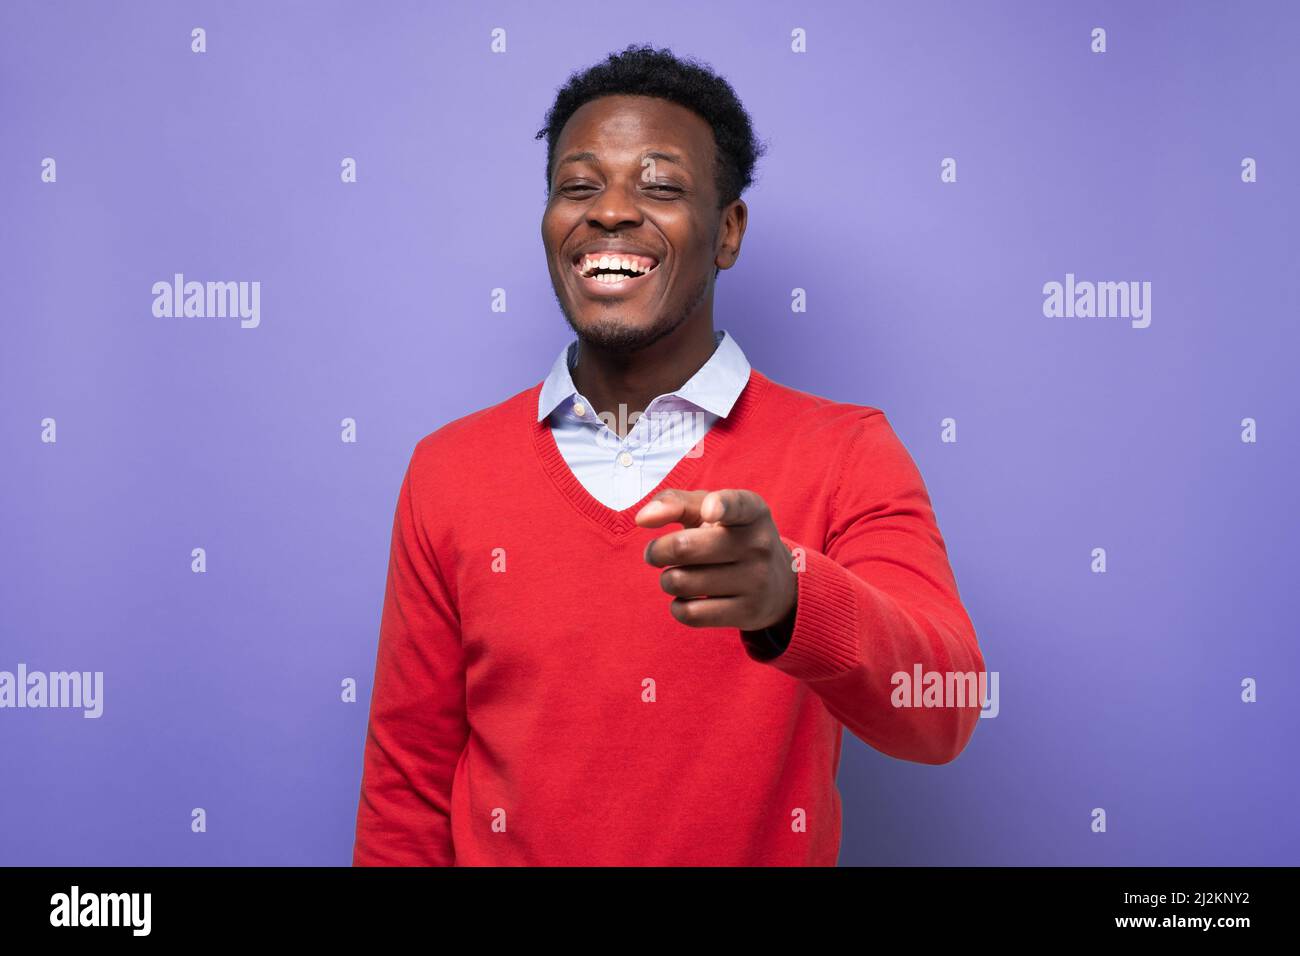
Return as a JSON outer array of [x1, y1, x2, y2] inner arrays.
[[530, 368, 770, 537]]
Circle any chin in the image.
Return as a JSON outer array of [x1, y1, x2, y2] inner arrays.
[[570, 314, 678, 354]]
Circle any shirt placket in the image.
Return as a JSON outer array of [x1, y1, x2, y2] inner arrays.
[[611, 405, 653, 508]]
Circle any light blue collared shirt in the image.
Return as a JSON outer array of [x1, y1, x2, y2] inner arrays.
[[537, 329, 752, 511]]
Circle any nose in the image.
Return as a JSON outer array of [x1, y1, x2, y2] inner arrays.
[[587, 175, 644, 231]]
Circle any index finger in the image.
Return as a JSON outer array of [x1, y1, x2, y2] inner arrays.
[[634, 489, 709, 529], [700, 489, 768, 527]]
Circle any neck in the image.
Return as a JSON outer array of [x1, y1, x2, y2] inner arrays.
[[571, 317, 718, 438]]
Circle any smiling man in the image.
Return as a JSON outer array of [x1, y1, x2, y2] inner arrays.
[[352, 44, 984, 867]]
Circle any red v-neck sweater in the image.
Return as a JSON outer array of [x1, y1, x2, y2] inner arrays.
[[352, 369, 984, 866]]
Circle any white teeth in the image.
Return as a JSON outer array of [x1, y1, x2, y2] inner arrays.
[[578, 254, 657, 278]]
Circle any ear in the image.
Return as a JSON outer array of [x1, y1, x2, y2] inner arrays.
[[715, 198, 748, 271]]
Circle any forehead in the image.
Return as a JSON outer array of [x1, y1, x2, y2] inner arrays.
[[555, 94, 714, 167]]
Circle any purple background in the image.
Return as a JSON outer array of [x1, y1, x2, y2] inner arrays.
[[2, 0, 1296, 866]]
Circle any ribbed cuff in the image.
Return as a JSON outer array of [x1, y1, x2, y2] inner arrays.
[[739, 601, 796, 661], [762, 538, 865, 682]]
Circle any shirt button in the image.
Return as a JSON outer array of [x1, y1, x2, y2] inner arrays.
[[572, 402, 586, 417], [618, 451, 633, 467]]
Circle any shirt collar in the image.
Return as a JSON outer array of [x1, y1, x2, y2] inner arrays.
[[536, 329, 752, 422]]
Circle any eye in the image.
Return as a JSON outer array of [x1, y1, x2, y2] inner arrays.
[[646, 184, 683, 194], [560, 182, 598, 195]]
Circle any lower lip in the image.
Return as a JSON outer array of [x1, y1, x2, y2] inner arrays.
[[571, 262, 660, 296]]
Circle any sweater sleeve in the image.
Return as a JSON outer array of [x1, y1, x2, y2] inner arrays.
[[745, 410, 984, 765], [352, 448, 469, 865]]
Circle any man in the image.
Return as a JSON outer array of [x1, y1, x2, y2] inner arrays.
[[352, 44, 983, 866]]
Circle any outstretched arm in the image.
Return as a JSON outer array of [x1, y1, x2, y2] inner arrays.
[[637, 410, 984, 765]]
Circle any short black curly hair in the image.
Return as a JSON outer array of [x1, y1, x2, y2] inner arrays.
[[535, 44, 766, 209]]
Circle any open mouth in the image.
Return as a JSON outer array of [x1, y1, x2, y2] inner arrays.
[[571, 250, 661, 289]]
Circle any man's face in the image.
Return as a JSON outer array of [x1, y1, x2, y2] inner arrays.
[[541, 93, 744, 354]]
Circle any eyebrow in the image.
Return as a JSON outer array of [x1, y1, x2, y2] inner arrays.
[[555, 149, 687, 169]]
